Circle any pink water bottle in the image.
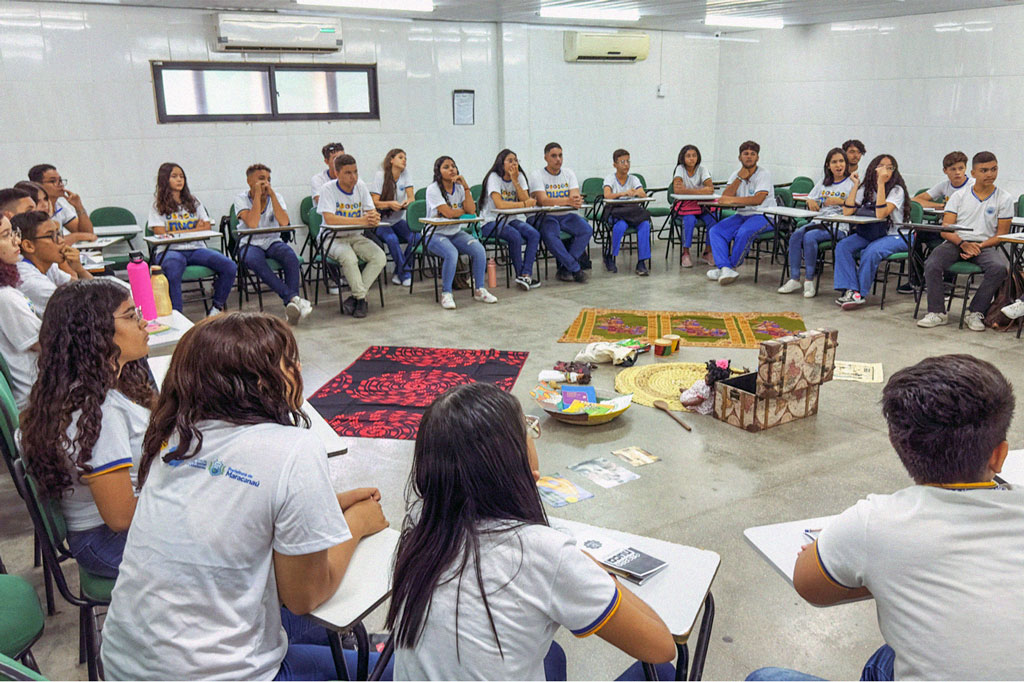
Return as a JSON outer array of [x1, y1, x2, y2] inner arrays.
[[486, 258, 498, 288], [126, 251, 158, 321]]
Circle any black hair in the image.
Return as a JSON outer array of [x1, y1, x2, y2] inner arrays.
[[861, 154, 911, 222], [739, 140, 760, 154], [432, 155, 456, 205], [705, 359, 732, 388], [154, 163, 199, 216], [333, 154, 357, 173], [27, 164, 55, 183], [0, 187, 31, 213], [543, 142, 561, 155], [972, 151, 997, 167], [942, 151, 968, 169], [479, 149, 516, 212], [677, 144, 702, 170], [11, 211, 52, 241], [246, 163, 270, 176], [822, 148, 849, 187], [842, 139, 866, 154], [321, 142, 345, 159], [379, 148, 406, 203], [613, 148, 629, 162]]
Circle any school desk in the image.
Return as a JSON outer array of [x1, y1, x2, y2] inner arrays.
[[996, 449, 1024, 485], [897, 223, 971, 320], [753, 206, 822, 286], [143, 229, 223, 266], [744, 516, 838, 584], [73, 235, 124, 250], [316, 221, 392, 314], [485, 206, 556, 286], [791, 193, 809, 206], [596, 197, 656, 256], [94, 223, 143, 251]]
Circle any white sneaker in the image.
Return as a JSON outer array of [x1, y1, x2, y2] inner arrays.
[[706, 268, 721, 281], [299, 298, 313, 320], [440, 292, 456, 310], [718, 267, 739, 285], [326, 283, 340, 295], [778, 279, 802, 294], [392, 274, 404, 286], [965, 311, 986, 332], [285, 298, 302, 325], [803, 281, 816, 298], [473, 288, 498, 304], [917, 312, 948, 328], [401, 277, 412, 287], [207, 306, 222, 317], [1001, 299, 1024, 320]]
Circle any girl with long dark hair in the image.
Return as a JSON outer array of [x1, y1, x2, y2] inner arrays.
[[387, 382, 676, 680], [101, 312, 389, 681], [0, 215, 40, 408], [20, 279, 153, 577], [478, 149, 542, 290], [370, 148, 419, 287], [833, 153, 911, 310], [671, 144, 717, 267]]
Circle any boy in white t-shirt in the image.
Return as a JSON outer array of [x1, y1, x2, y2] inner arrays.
[[529, 142, 593, 283], [310, 142, 346, 204], [315, 154, 387, 319], [0, 216, 40, 409], [27, 163, 96, 244], [602, 149, 652, 276], [912, 150, 973, 210], [13, 210, 92, 316], [917, 151, 1011, 331], [750, 354, 1024, 682]]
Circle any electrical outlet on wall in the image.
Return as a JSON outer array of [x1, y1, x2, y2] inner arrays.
[[656, 84, 666, 98]]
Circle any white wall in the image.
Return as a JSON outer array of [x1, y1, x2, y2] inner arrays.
[[713, 3, 1024, 198]]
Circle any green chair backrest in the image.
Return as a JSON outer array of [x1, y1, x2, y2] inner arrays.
[[21, 462, 68, 549], [307, 205, 322, 242], [775, 187, 794, 208], [789, 176, 814, 194], [1017, 194, 1024, 218], [0, 374, 19, 459], [89, 206, 135, 227], [0, 652, 48, 681], [414, 187, 427, 201], [469, 184, 482, 203], [634, 173, 647, 190], [300, 196, 314, 228], [914, 187, 930, 198], [580, 177, 604, 203], [910, 201, 923, 224], [0, 352, 11, 389], [405, 200, 427, 235]]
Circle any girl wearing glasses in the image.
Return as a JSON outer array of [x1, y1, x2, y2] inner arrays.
[[20, 279, 153, 578], [0, 216, 41, 408]]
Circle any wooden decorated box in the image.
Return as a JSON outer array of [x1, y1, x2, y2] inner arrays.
[[713, 328, 838, 432]]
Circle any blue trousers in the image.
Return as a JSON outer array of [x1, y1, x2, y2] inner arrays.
[[426, 229, 487, 293], [482, 218, 541, 277], [376, 219, 418, 278], [538, 212, 592, 273], [608, 220, 652, 261], [160, 247, 237, 311], [275, 608, 393, 681], [833, 234, 905, 295], [66, 525, 126, 579], [708, 214, 771, 269], [240, 241, 301, 304], [745, 644, 894, 682], [788, 224, 841, 280], [678, 211, 718, 248]]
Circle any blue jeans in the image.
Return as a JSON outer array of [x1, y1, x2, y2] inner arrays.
[[745, 644, 894, 682], [426, 229, 487, 293], [608, 220, 652, 261], [275, 607, 393, 681], [482, 219, 541, 277], [788, 224, 841, 280], [708, 214, 771, 269], [615, 661, 677, 680], [160, 247, 237, 311], [376, 219, 418, 278], [833, 233, 905, 296], [66, 525, 127, 579], [678, 211, 718, 248], [240, 241, 301, 304], [538, 212, 592, 273]]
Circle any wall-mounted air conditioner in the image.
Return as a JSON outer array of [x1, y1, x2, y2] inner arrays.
[[563, 31, 649, 62], [214, 13, 342, 53]]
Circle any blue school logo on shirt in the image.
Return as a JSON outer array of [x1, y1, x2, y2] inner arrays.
[[986, 207, 995, 215], [208, 460, 225, 476], [546, 182, 570, 199], [334, 201, 363, 218], [167, 212, 198, 232]]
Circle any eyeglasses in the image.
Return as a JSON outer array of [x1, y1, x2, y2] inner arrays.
[[115, 306, 145, 323], [32, 232, 64, 243], [525, 414, 541, 440], [0, 227, 20, 243], [43, 177, 67, 187]]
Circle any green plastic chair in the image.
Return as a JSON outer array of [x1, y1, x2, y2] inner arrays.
[[1017, 194, 1024, 219], [0, 353, 11, 396], [634, 173, 670, 220], [305, 206, 384, 311], [299, 196, 313, 227], [89, 206, 139, 269], [404, 200, 446, 302], [0, 653, 47, 682], [229, 206, 307, 311], [469, 184, 482, 204], [0, 575, 44, 674], [144, 222, 217, 314], [775, 187, 794, 208], [789, 177, 814, 195], [414, 187, 427, 201]]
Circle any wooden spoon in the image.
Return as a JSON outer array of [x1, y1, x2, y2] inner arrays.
[[652, 400, 692, 432]]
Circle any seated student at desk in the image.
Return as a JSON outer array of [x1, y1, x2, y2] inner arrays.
[[707, 140, 777, 285], [387, 383, 676, 681], [20, 280, 153, 578], [310, 141, 346, 204], [234, 163, 311, 326], [370, 148, 418, 287], [101, 313, 390, 681], [27, 163, 95, 244], [911, 151, 973, 210], [603, 148, 652, 276], [0, 187, 35, 219], [478, 148, 542, 291], [13, 210, 92, 316], [0, 215, 40, 409], [148, 162, 237, 316], [779, 148, 853, 298], [530, 143, 592, 283], [671, 144, 717, 268], [841, 139, 865, 177], [749, 354, 1024, 682], [917, 152, 1012, 331]]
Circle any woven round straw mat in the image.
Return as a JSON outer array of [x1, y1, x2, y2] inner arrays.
[[614, 362, 706, 412]]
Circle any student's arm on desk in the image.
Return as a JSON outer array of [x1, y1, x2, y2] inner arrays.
[[322, 210, 380, 227], [151, 221, 211, 236], [595, 578, 677, 664], [912, 190, 943, 209], [792, 541, 871, 606], [532, 188, 583, 209], [672, 176, 715, 195]]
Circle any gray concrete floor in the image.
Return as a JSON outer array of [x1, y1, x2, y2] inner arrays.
[[3, 247, 1023, 681]]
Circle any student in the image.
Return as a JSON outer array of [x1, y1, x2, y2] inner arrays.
[[387, 382, 677, 681], [841, 139, 866, 177], [13, 210, 93, 316], [13, 181, 51, 215], [101, 312, 390, 681], [529, 143, 592, 283], [370, 148, 418, 287], [749, 354, 1024, 682], [912, 151, 973, 209], [424, 156, 497, 310], [27, 164, 95, 244], [148, 162, 237, 316], [602, 148, 652, 276], [20, 280, 153, 578], [0, 187, 34, 219], [315, 153, 388, 318], [234, 164, 311, 326], [671, 144, 717, 268], [779, 148, 854, 298], [311, 142, 346, 204], [478, 149, 542, 290], [707, 140, 777, 285], [833, 154, 910, 310], [917, 152, 1011, 331], [0, 215, 40, 409]]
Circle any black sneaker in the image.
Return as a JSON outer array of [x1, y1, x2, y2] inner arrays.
[[528, 277, 542, 289], [342, 296, 357, 315], [556, 268, 574, 282], [573, 269, 588, 283], [897, 282, 914, 295], [353, 298, 368, 318], [636, 260, 649, 276], [603, 254, 618, 273], [579, 253, 592, 270]]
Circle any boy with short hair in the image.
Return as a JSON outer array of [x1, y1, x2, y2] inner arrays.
[[0, 188, 35, 219], [841, 139, 865, 176], [529, 142, 592, 283], [315, 154, 386, 319], [27, 163, 95, 244], [917, 151, 1011, 331], [12, 210, 92, 316], [311, 142, 346, 204], [602, 148, 652, 276], [912, 151, 973, 209]]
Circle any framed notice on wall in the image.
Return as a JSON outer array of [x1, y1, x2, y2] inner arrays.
[[453, 89, 474, 125]]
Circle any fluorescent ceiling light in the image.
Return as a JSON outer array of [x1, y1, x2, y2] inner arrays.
[[704, 14, 783, 29], [294, 0, 433, 11], [539, 5, 640, 22]]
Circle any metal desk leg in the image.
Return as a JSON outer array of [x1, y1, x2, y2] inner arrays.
[[354, 622, 371, 681], [368, 636, 394, 681], [676, 644, 689, 681], [327, 630, 350, 681], [688, 592, 715, 681]]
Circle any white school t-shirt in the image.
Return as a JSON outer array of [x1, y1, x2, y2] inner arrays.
[[147, 201, 211, 251], [60, 390, 149, 532], [943, 185, 1014, 242], [529, 167, 579, 202], [16, 259, 71, 317], [101, 421, 351, 681], [395, 522, 621, 681], [51, 196, 77, 230], [927, 177, 973, 203], [369, 169, 414, 222], [809, 176, 855, 218], [310, 169, 333, 201], [816, 483, 1024, 681], [727, 166, 777, 215], [233, 191, 288, 250], [424, 182, 468, 236], [603, 173, 643, 196], [480, 172, 530, 222], [316, 179, 376, 245], [0, 286, 40, 409], [673, 165, 712, 191], [852, 185, 906, 234]]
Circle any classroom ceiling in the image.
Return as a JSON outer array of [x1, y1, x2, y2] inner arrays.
[[45, 0, 1024, 32]]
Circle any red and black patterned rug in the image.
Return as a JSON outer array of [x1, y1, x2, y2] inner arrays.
[[308, 345, 529, 440]]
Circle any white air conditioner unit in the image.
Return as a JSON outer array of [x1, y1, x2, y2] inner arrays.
[[563, 31, 649, 62], [214, 13, 342, 53]]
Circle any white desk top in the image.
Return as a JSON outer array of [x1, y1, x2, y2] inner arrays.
[[792, 193, 809, 201], [309, 528, 400, 631], [743, 515, 837, 583], [551, 518, 720, 640], [1012, 217, 1024, 228], [670, 193, 722, 202], [147, 311, 194, 352], [144, 229, 221, 244], [758, 206, 820, 219], [237, 225, 298, 235], [816, 214, 886, 225], [997, 449, 1024, 485], [74, 236, 124, 250], [997, 233, 1024, 244], [922, 206, 945, 215], [420, 217, 483, 225], [320, 223, 380, 233], [492, 206, 546, 215], [94, 224, 142, 237], [604, 196, 654, 204]]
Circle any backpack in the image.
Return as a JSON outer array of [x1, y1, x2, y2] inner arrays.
[[985, 267, 1024, 331]]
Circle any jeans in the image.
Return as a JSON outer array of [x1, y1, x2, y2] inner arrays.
[[615, 661, 677, 680], [788, 224, 842, 280], [924, 241, 1007, 314], [482, 218, 541, 277], [833, 234, 905, 296], [376, 219, 418, 278], [240, 241, 301, 304], [66, 525, 127, 579], [426, 229, 487, 293], [275, 607, 393, 681], [745, 644, 894, 682], [708, 214, 771, 269], [538, 212, 592, 273], [678, 211, 718, 248], [160, 247, 237, 311], [608, 219, 652, 261], [325, 233, 387, 300]]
